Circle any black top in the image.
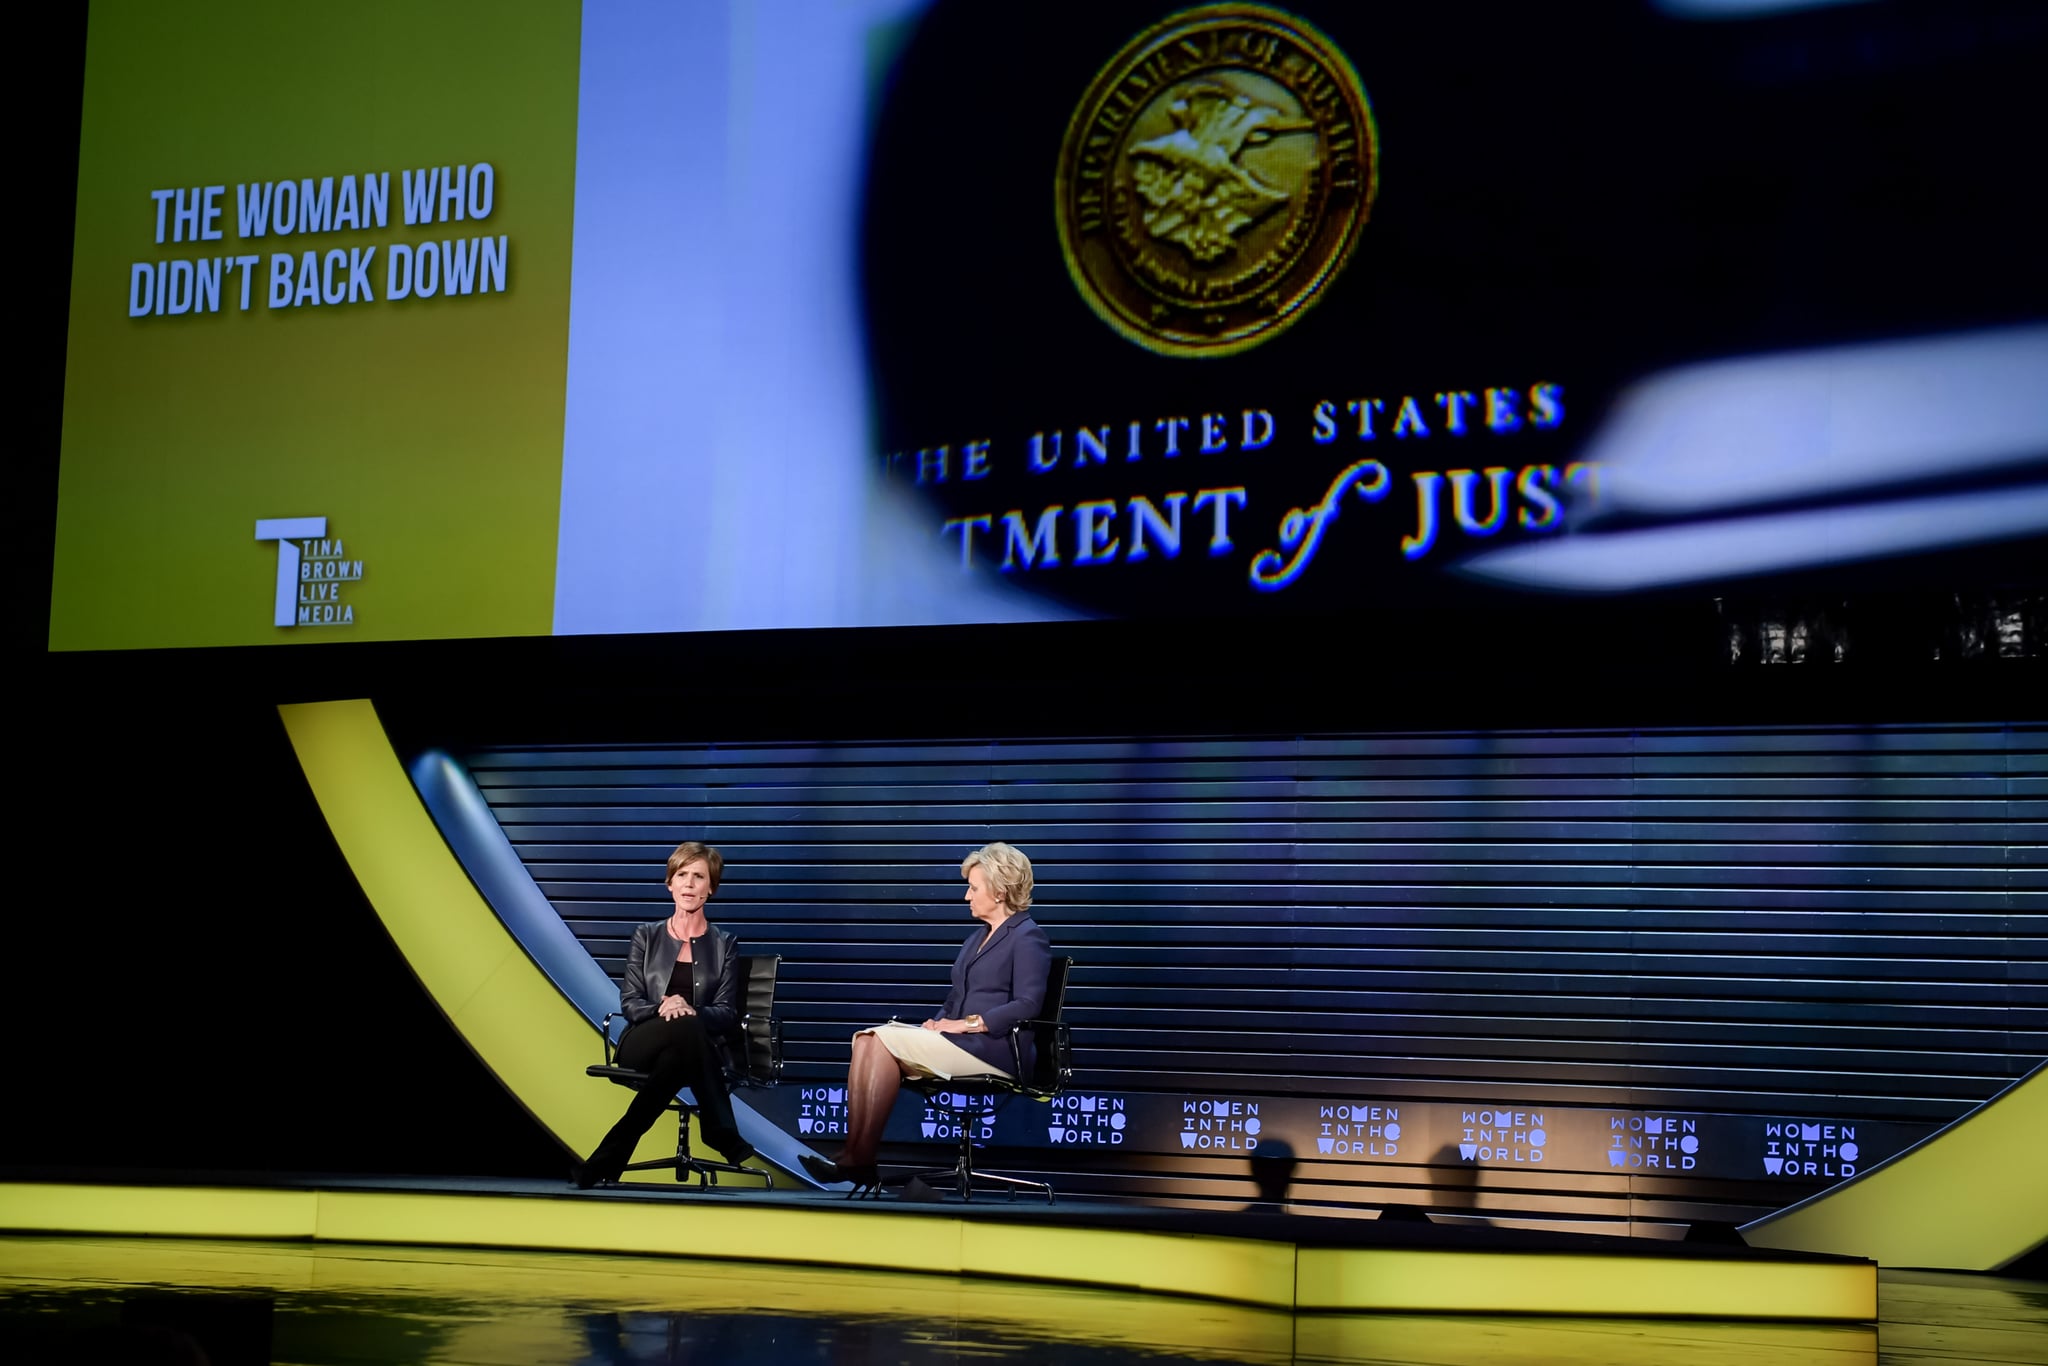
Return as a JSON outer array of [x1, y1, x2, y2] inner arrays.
[[663, 955, 696, 1007]]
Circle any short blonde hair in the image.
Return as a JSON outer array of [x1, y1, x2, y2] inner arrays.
[[961, 842, 1033, 913], [666, 840, 724, 891]]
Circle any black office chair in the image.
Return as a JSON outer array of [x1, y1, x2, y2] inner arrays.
[[585, 953, 783, 1189], [891, 955, 1073, 1204]]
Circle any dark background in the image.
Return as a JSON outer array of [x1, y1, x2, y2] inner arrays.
[[8, 0, 2041, 1183]]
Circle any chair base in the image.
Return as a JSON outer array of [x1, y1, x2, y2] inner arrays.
[[895, 1085, 1057, 1204], [616, 1154, 774, 1190], [886, 1156, 1054, 1205]]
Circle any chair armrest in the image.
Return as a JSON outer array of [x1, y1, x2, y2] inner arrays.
[[1009, 1018, 1072, 1087], [733, 1011, 785, 1086], [733, 1011, 786, 1081]]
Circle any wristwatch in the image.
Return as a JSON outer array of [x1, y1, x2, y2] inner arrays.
[[968, 1014, 984, 1032]]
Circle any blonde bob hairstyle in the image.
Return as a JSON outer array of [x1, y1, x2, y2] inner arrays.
[[665, 840, 724, 892], [961, 841, 1034, 914]]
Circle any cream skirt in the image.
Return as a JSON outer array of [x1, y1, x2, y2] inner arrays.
[[857, 1021, 1015, 1081]]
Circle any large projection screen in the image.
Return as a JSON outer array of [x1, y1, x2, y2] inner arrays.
[[50, 0, 2048, 650]]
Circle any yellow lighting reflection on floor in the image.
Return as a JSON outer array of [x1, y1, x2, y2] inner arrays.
[[0, 1236, 1927, 1366], [0, 1180, 1879, 1321]]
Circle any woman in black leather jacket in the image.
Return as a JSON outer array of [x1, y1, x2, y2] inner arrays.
[[575, 841, 755, 1186]]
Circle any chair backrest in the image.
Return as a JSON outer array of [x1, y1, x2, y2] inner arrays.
[[1026, 956, 1074, 1091], [1040, 955, 1071, 1023], [733, 953, 782, 1085]]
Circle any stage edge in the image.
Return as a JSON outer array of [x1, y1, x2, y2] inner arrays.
[[0, 1182, 1875, 1319]]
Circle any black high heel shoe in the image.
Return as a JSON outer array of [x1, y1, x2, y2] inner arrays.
[[800, 1153, 881, 1196], [573, 1137, 631, 1189]]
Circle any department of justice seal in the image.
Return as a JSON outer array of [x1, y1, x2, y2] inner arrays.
[[1055, 4, 1377, 357]]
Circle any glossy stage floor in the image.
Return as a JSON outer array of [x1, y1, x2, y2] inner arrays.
[[0, 1228, 2042, 1366], [2, 1171, 1881, 1323], [20, 1174, 2033, 1366]]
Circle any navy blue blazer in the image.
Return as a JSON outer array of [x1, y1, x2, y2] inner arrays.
[[937, 913, 1052, 1076]]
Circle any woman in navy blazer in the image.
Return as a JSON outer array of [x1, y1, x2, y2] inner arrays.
[[801, 842, 1051, 1191]]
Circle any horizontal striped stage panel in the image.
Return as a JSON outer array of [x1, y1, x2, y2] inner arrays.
[[443, 721, 2043, 1229], [0, 1178, 1876, 1321]]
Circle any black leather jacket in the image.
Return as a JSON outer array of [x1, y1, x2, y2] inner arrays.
[[620, 920, 741, 1038]]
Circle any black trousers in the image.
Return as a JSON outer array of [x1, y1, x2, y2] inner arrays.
[[593, 1014, 746, 1165]]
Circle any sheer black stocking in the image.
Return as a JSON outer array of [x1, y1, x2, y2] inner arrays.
[[840, 1031, 912, 1166]]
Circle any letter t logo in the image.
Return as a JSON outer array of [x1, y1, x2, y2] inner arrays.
[[255, 517, 326, 626]]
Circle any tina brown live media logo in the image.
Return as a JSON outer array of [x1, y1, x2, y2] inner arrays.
[[1055, 3, 1377, 357], [255, 517, 364, 627]]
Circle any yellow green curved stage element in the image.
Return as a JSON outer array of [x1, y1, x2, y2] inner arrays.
[[278, 698, 694, 1175], [0, 1181, 1877, 1319], [0, 1234, 1897, 1363], [1741, 1059, 2047, 1272]]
